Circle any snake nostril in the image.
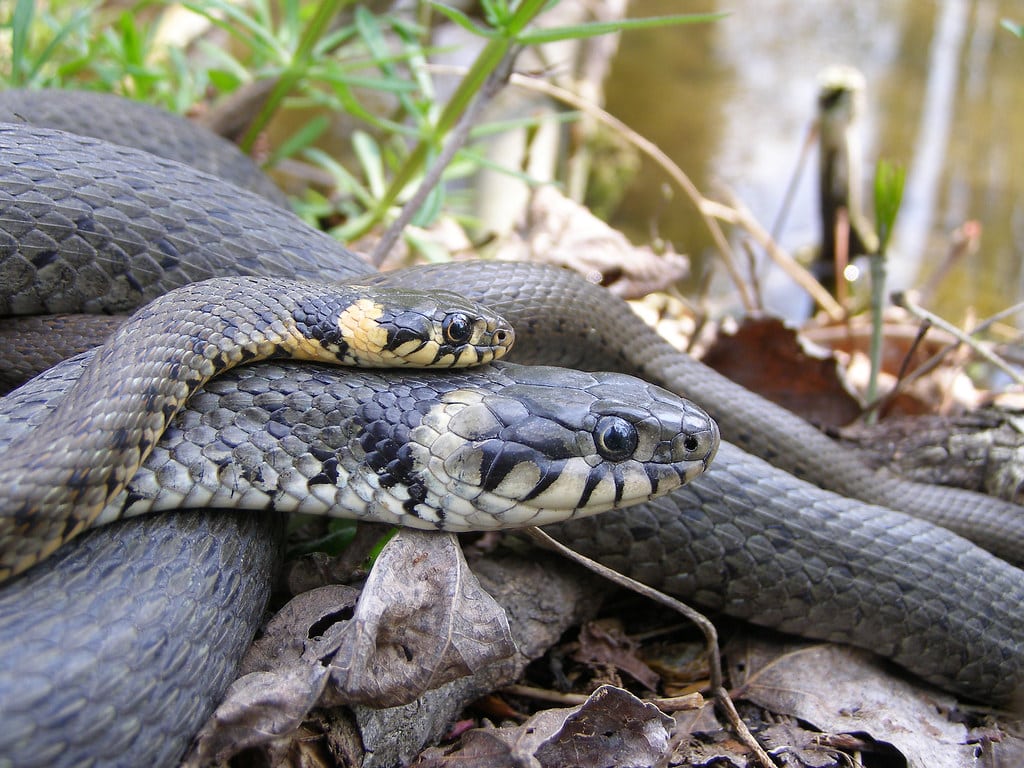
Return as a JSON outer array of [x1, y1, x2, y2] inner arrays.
[[683, 435, 701, 453]]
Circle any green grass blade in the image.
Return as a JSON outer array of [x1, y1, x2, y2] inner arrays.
[[353, 131, 386, 199], [266, 113, 329, 166], [15, 3, 93, 87], [425, 1, 496, 39], [518, 12, 725, 45], [9, 0, 35, 85], [239, 0, 347, 151], [1001, 19, 1023, 38]]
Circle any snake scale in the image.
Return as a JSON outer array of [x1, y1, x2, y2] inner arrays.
[[1, 91, 1023, 765]]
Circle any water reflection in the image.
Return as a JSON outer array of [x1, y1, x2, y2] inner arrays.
[[603, 0, 1023, 321]]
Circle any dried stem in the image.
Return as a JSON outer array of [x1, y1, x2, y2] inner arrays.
[[892, 292, 1024, 386], [525, 527, 778, 768]]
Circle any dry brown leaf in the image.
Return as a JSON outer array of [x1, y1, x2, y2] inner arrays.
[[186, 532, 517, 764], [572, 619, 660, 691], [184, 585, 360, 765], [184, 666, 331, 766], [328, 530, 517, 708], [493, 185, 690, 299], [728, 635, 978, 768], [702, 316, 861, 427], [242, 584, 362, 676], [414, 685, 674, 768]]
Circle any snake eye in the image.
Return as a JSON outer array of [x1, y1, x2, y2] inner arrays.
[[443, 313, 474, 345], [595, 416, 638, 461]]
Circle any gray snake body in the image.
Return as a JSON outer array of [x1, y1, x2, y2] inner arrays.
[[0, 274, 515, 578], [1, 92, 1023, 765]]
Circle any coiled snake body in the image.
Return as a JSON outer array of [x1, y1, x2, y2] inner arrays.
[[0, 91, 1023, 765], [0, 274, 516, 578]]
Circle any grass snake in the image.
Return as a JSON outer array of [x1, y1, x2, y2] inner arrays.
[[0, 274, 516, 579], [1, 91, 1023, 764]]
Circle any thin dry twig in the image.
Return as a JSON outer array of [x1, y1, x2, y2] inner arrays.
[[525, 527, 778, 768], [706, 192, 844, 320], [425, 63, 756, 312], [501, 684, 590, 706], [892, 292, 1024, 386], [651, 692, 705, 713], [370, 50, 518, 267], [861, 297, 1024, 417]]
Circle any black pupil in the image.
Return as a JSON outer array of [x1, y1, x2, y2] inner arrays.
[[596, 417, 638, 461], [444, 313, 472, 344]]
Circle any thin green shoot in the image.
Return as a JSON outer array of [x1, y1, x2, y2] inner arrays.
[[866, 159, 906, 420]]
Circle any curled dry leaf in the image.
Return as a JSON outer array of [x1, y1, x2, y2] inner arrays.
[[241, 584, 363, 676], [183, 666, 331, 767], [329, 529, 517, 708], [184, 584, 359, 765], [414, 684, 674, 768], [701, 316, 862, 428], [573, 619, 661, 691], [186, 531, 517, 764], [352, 553, 603, 768], [493, 185, 690, 299], [728, 635, 979, 768]]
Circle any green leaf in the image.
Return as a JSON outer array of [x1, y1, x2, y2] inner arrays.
[[322, 78, 420, 136], [411, 182, 444, 227], [404, 225, 451, 262], [873, 159, 906, 255], [468, 109, 580, 140], [352, 130, 386, 199], [10, 0, 35, 84], [182, 0, 287, 62], [425, 1, 498, 39], [456, 145, 549, 186], [329, 209, 379, 242], [313, 22, 358, 56], [518, 12, 726, 45], [302, 147, 375, 208], [1001, 19, 1023, 38], [479, 0, 511, 30], [266, 114, 329, 165], [14, 2, 93, 87], [207, 67, 243, 93], [286, 517, 359, 557]]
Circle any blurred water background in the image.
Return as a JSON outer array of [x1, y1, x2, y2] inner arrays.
[[602, 0, 1023, 321]]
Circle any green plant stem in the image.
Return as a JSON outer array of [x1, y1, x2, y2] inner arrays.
[[239, 0, 350, 153], [369, 46, 516, 266], [866, 254, 886, 421], [358, 0, 548, 239]]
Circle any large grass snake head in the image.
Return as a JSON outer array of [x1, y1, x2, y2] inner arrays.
[[107, 361, 719, 530]]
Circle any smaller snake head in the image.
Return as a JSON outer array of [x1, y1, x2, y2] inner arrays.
[[331, 288, 515, 369], [354, 363, 719, 530]]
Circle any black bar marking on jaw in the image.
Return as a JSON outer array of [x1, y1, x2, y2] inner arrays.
[[520, 460, 565, 502], [577, 466, 605, 510], [612, 465, 625, 506], [477, 441, 535, 492]]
